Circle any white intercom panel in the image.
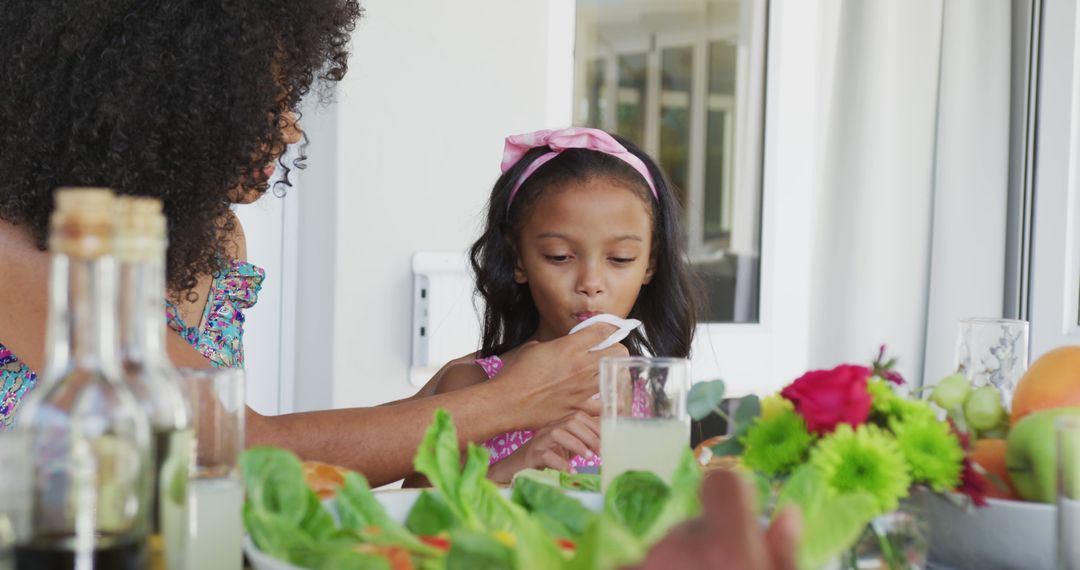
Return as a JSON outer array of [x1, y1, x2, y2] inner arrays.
[[410, 252, 482, 386]]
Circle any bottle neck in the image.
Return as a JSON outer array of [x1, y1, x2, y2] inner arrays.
[[118, 253, 168, 366], [44, 252, 119, 379]]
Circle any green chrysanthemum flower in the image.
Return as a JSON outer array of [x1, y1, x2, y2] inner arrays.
[[867, 378, 903, 417], [740, 409, 814, 476], [897, 398, 937, 423], [867, 379, 937, 424], [810, 424, 911, 514], [891, 415, 964, 491]]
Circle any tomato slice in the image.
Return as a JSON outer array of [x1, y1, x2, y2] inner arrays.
[[419, 535, 452, 551]]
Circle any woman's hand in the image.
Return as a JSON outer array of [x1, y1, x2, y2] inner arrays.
[[495, 324, 627, 429], [634, 470, 801, 570], [488, 411, 601, 483]]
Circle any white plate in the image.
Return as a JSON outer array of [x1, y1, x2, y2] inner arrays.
[[245, 487, 603, 570], [925, 492, 1055, 570]]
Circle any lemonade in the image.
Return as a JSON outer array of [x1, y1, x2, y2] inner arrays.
[[601, 417, 690, 491], [185, 478, 243, 570]]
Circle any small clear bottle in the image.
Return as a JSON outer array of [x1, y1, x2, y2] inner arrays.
[[15, 187, 152, 569], [114, 197, 194, 570]]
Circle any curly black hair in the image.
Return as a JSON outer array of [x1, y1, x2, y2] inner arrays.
[[470, 134, 701, 359], [0, 0, 362, 295]]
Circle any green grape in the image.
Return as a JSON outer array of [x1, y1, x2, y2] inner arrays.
[[964, 386, 1005, 431], [931, 373, 971, 410]]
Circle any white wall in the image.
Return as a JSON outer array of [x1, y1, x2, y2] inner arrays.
[[233, 197, 289, 414], [249, 0, 1018, 412], [318, 0, 575, 407]]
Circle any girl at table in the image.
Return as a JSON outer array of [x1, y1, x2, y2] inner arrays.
[[432, 127, 701, 482]]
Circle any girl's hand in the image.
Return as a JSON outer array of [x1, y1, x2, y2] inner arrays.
[[488, 411, 601, 483], [495, 324, 627, 429]]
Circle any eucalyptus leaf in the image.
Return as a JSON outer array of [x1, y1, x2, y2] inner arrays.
[[733, 395, 762, 427], [687, 380, 726, 421], [710, 422, 750, 457]]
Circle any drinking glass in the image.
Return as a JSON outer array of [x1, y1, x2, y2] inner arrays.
[[955, 317, 1029, 405], [600, 357, 691, 491], [1059, 416, 1080, 569], [0, 431, 30, 570], [178, 368, 244, 570]]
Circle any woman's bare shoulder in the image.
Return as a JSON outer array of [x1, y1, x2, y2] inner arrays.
[[223, 209, 247, 260], [0, 220, 50, 370]]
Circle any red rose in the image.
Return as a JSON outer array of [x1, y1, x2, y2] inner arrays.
[[780, 364, 873, 434]]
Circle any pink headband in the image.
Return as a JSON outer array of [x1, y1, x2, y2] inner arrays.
[[500, 127, 659, 206]]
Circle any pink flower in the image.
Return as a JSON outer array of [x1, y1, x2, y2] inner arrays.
[[780, 365, 873, 434], [957, 457, 990, 507]]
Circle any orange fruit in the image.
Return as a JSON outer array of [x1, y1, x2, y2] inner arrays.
[[1011, 345, 1080, 424], [970, 438, 1020, 500]]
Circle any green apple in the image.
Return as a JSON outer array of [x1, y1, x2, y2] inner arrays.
[[1006, 407, 1080, 503], [931, 373, 971, 410]]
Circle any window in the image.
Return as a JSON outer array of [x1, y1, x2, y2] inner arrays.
[[574, 0, 767, 323]]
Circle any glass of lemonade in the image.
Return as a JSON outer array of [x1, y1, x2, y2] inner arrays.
[[600, 357, 691, 491], [0, 431, 30, 570], [178, 368, 245, 570]]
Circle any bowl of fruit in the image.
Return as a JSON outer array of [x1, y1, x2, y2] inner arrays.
[[924, 347, 1080, 570]]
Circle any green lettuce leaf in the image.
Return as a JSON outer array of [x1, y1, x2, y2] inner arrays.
[[446, 530, 514, 570], [412, 409, 518, 533], [241, 446, 342, 562], [406, 490, 456, 536], [559, 471, 601, 492], [568, 515, 646, 570], [336, 471, 441, 556], [243, 503, 315, 562], [291, 533, 394, 570], [511, 468, 600, 493], [300, 487, 337, 540], [642, 449, 703, 544], [241, 446, 311, 525], [509, 506, 568, 570], [603, 471, 671, 538], [511, 477, 596, 539]]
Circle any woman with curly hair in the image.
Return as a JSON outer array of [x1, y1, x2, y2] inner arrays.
[[0, 0, 624, 487], [0, 2, 803, 566]]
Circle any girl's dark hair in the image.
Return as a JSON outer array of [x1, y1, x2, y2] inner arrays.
[[470, 133, 700, 358], [0, 0, 362, 295]]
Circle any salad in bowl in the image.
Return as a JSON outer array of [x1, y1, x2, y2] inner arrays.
[[241, 409, 703, 570]]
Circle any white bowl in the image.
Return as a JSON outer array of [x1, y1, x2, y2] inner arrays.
[[925, 492, 1055, 570], [244, 487, 603, 570]]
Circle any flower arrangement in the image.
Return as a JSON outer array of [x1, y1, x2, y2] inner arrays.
[[690, 347, 983, 569]]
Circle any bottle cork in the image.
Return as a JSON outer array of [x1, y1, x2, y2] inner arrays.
[[49, 187, 115, 258], [114, 196, 167, 261]]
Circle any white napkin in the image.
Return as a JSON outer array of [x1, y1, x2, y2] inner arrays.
[[568, 313, 643, 352]]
